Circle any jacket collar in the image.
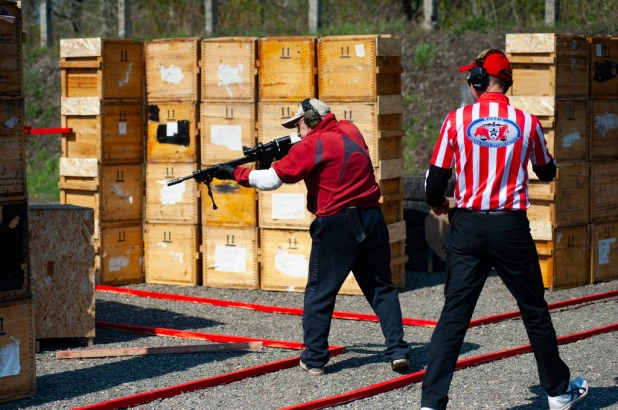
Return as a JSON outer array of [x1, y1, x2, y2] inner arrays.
[[477, 92, 510, 104]]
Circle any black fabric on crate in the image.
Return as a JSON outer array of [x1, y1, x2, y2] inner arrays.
[[156, 120, 190, 146], [0, 202, 27, 292]]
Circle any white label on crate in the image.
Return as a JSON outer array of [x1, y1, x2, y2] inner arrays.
[[596, 44, 602, 57], [109, 256, 130, 272], [3, 115, 18, 130], [118, 122, 127, 135], [598, 237, 616, 265], [562, 132, 580, 148], [275, 250, 308, 278], [211, 125, 242, 151], [355, 44, 365, 57], [595, 114, 618, 137], [167, 122, 178, 137], [272, 194, 305, 220], [0, 337, 20, 378], [214, 246, 247, 273], [118, 62, 132, 87], [217, 64, 244, 97], [171, 251, 185, 264], [159, 64, 185, 84], [157, 180, 185, 205], [110, 184, 133, 203], [557, 233, 563, 243]]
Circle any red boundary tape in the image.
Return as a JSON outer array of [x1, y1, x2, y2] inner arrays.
[[96, 321, 307, 350], [73, 346, 346, 410], [24, 126, 71, 135], [97, 285, 618, 329], [281, 322, 618, 410]]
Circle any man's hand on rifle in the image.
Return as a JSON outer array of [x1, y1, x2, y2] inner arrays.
[[212, 164, 236, 181]]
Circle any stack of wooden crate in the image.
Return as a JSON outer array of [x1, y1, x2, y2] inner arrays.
[[144, 38, 201, 286], [0, 1, 35, 404], [506, 33, 591, 290], [317, 34, 407, 293], [58, 38, 145, 285], [588, 36, 618, 284], [200, 38, 261, 290]]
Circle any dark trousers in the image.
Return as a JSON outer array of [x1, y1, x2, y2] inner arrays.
[[421, 211, 571, 410], [300, 207, 410, 367]]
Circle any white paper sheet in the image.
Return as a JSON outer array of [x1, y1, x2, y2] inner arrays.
[[159, 64, 185, 84], [109, 256, 130, 272], [211, 125, 242, 151], [0, 337, 20, 378], [355, 44, 365, 57], [167, 122, 178, 137], [275, 250, 308, 278], [272, 194, 305, 220], [118, 122, 127, 135], [214, 246, 247, 273], [157, 180, 185, 205], [598, 237, 616, 265]]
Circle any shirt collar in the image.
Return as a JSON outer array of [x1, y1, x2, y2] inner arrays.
[[477, 92, 510, 104]]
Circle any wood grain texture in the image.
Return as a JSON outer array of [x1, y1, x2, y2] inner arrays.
[[60, 38, 102, 58], [589, 37, 618, 100], [146, 163, 199, 224], [535, 225, 589, 290], [56, 342, 262, 359], [99, 224, 143, 285], [258, 181, 313, 230], [590, 100, 618, 161], [61, 97, 100, 115], [200, 102, 256, 164], [146, 101, 198, 163], [591, 161, 618, 223], [146, 38, 200, 102], [590, 222, 618, 283], [201, 179, 257, 228]]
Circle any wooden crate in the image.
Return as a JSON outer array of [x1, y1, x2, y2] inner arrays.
[[590, 221, 618, 283], [318, 35, 402, 102], [146, 38, 200, 102], [200, 102, 256, 164], [258, 101, 304, 142], [327, 96, 403, 166], [201, 37, 257, 102], [202, 226, 258, 289], [590, 100, 618, 161], [0, 298, 36, 404], [0, 2, 22, 100], [258, 36, 316, 102], [201, 179, 257, 228], [0, 101, 24, 201], [98, 223, 143, 285], [527, 163, 590, 238], [144, 223, 200, 286], [60, 38, 143, 102], [591, 161, 618, 223], [61, 102, 144, 163], [535, 225, 588, 290], [509, 97, 588, 164], [260, 226, 405, 294], [28, 205, 96, 339], [146, 163, 200, 224], [258, 181, 313, 230], [147, 101, 199, 163], [589, 37, 618, 99], [59, 162, 143, 224], [0, 200, 29, 303], [505, 33, 588, 98]]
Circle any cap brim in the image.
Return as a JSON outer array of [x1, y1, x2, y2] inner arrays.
[[281, 113, 303, 129], [458, 62, 475, 72]]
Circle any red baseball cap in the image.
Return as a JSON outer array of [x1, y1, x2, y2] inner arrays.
[[458, 49, 513, 82]]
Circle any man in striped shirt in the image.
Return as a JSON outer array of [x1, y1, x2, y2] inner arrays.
[[420, 49, 588, 410]]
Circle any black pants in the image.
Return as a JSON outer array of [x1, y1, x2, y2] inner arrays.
[[300, 207, 410, 367], [421, 210, 570, 410]]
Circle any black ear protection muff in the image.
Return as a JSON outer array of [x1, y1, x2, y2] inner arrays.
[[467, 48, 512, 92], [301, 99, 322, 129]]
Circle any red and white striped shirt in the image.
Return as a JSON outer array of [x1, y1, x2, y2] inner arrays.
[[430, 93, 553, 211]]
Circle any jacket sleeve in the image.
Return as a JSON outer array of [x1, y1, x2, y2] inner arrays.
[[430, 114, 455, 169], [529, 117, 553, 167], [271, 134, 318, 184], [426, 165, 452, 207]]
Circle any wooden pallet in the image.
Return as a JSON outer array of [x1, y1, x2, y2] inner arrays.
[[591, 161, 618, 223], [201, 178, 257, 228], [589, 36, 618, 99], [0, 200, 29, 303], [145, 162, 200, 225], [147, 101, 199, 163], [96, 223, 143, 285], [535, 225, 589, 290], [146, 38, 200, 102], [590, 100, 618, 161], [590, 221, 618, 283]]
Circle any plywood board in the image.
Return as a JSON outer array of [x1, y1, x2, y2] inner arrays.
[[589, 37, 618, 99], [590, 100, 618, 161], [146, 38, 200, 102], [100, 224, 143, 285], [60, 38, 102, 58], [591, 161, 618, 223], [258, 181, 313, 230], [0, 201, 28, 303], [146, 163, 199, 224], [258, 37, 316, 101], [202, 226, 258, 289], [61, 97, 100, 115], [201, 37, 257, 101], [144, 223, 200, 286], [200, 102, 256, 164], [28, 205, 95, 339], [147, 101, 198, 163], [201, 179, 257, 228], [0, 298, 36, 404]]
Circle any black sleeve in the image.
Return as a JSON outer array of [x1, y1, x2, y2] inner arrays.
[[532, 161, 556, 182], [425, 164, 453, 207]]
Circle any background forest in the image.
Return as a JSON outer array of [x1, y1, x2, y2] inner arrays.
[[18, 0, 618, 202]]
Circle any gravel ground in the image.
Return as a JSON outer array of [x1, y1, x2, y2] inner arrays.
[[2, 271, 617, 410]]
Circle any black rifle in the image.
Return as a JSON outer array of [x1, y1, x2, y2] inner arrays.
[[166, 135, 298, 210]]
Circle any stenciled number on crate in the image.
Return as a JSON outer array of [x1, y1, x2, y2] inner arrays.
[[225, 107, 234, 119], [568, 107, 576, 121], [280, 107, 291, 119], [605, 227, 612, 239], [167, 110, 176, 120], [340, 46, 351, 59], [567, 235, 575, 247], [343, 110, 354, 122], [226, 235, 236, 247], [168, 43, 178, 51], [0, 316, 4, 336], [288, 238, 298, 250], [165, 166, 175, 178], [115, 170, 124, 182], [120, 49, 128, 62], [163, 231, 173, 243], [280, 47, 291, 59], [119, 110, 127, 121], [117, 230, 126, 243]]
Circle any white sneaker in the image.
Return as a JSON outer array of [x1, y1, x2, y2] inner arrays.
[[420, 408, 436, 410], [548, 377, 589, 410]]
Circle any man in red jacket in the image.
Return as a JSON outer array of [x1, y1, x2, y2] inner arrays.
[[213, 98, 410, 375]]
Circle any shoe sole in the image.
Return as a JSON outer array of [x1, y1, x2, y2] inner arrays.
[[299, 361, 324, 376], [391, 360, 409, 371], [557, 381, 589, 410]]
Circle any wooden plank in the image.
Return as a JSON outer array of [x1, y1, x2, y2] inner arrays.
[[0, 201, 29, 303], [202, 227, 259, 289], [58, 60, 101, 68], [29, 205, 95, 339], [146, 38, 200, 102], [56, 342, 263, 359], [147, 101, 199, 163], [590, 100, 618, 161], [590, 222, 618, 283], [201, 179, 257, 228], [387, 221, 406, 243], [60, 38, 102, 58], [58, 180, 99, 191], [144, 223, 200, 286], [377, 158, 404, 180], [61, 97, 100, 115], [530, 220, 553, 241], [99, 164, 143, 224], [99, 224, 143, 285], [146, 163, 199, 225], [0, 299, 36, 404], [505, 33, 555, 53], [591, 161, 618, 223], [258, 181, 313, 230], [589, 37, 618, 100], [507, 56, 555, 64], [509, 96, 555, 116], [59, 157, 98, 177]]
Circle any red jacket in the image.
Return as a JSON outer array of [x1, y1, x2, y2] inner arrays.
[[234, 113, 381, 216]]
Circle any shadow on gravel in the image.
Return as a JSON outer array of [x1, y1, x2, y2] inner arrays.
[[1, 350, 256, 409], [508, 381, 618, 410]]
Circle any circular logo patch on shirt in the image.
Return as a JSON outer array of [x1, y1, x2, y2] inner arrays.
[[466, 117, 522, 147]]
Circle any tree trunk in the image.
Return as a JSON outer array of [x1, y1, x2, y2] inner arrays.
[[545, 0, 559, 25], [40, 0, 52, 48], [423, 0, 437, 30], [118, 0, 131, 38], [308, 0, 322, 34], [205, 0, 216, 36]]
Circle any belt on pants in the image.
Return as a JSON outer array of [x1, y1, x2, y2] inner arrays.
[[458, 208, 527, 217]]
